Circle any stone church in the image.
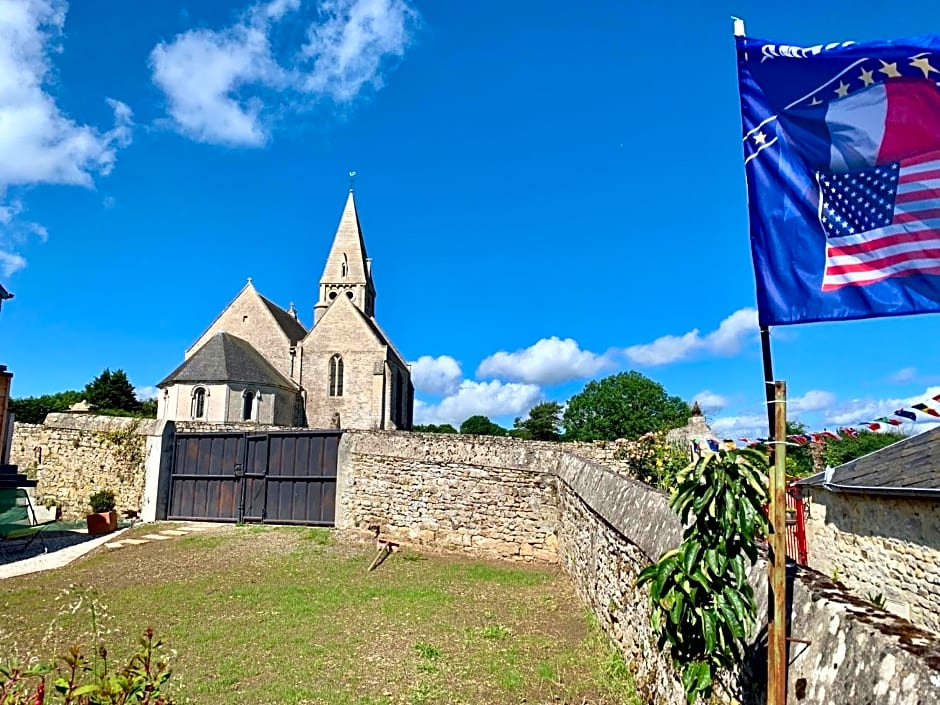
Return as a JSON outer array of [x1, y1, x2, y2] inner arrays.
[[156, 190, 414, 430]]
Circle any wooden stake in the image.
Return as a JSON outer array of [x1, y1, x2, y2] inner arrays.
[[768, 381, 788, 705]]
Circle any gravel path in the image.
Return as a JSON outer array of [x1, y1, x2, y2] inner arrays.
[[0, 527, 130, 580]]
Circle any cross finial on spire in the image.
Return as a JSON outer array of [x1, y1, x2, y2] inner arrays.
[[348, 170, 356, 192], [247, 276, 253, 284]]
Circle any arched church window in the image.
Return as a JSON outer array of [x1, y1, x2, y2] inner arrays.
[[341, 254, 348, 278], [191, 387, 206, 419], [243, 390, 255, 421], [329, 355, 344, 397]]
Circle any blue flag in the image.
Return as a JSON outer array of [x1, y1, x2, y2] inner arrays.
[[738, 35, 940, 325]]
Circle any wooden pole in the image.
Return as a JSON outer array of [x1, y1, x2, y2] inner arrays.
[[768, 381, 788, 705]]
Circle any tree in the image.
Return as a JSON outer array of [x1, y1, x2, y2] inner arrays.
[[459, 415, 507, 436], [823, 430, 905, 467], [84, 369, 139, 413], [514, 401, 563, 441], [9, 391, 83, 424], [562, 371, 689, 441], [412, 423, 458, 434]]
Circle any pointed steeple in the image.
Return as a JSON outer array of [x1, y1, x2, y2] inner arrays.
[[314, 189, 377, 324]]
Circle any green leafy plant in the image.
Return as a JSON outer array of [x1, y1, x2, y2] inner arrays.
[[615, 432, 690, 491], [0, 628, 175, 704], [89, 490, 116, 514], [636, 450, 768, 703], [867, 592, 887, 609]]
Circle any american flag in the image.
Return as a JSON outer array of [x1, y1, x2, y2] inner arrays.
[[818, 152, 940, 291]]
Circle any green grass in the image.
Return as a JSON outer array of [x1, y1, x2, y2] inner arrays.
[[0, 524, 638, 705]]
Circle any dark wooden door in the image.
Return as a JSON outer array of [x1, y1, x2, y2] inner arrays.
[[167, 431, 340, 526]]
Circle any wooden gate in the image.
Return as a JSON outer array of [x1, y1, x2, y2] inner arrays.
[[167, 431, 340, 526]]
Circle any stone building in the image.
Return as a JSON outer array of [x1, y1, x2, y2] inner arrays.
[[796, 427, 940, 633], [156, 190, 413, 430]]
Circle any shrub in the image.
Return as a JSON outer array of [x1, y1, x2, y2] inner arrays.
[[0, 628, 176, 704], [89, 490, 116, 514]]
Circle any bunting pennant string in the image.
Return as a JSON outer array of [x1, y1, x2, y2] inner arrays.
[[695, 391, 940, 450]]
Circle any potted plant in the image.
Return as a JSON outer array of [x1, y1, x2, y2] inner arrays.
[[87, 490, 118, 535]]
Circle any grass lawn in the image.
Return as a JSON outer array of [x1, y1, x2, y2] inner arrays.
[[0, 524, 639, 705]]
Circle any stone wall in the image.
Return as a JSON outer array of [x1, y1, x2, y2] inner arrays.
[[335, 431, 940, 704], [10, 414, 157, 520], [336, 431, 562, 561], [803, 490, 940, 633]]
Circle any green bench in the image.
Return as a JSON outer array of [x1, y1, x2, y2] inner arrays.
[[0, 487, 51, 559]]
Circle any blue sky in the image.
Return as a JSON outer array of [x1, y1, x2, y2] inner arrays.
[[2, 0, 940, 439]]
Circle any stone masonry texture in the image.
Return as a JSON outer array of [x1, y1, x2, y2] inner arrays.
[[10, 414, 156, 520], [804, 490, 940, 633], [9, 420, 940, 703]]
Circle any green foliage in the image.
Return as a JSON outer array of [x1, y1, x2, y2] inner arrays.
[[513, 401, 563, 441], [412, 423, 458, 434], [459, 415, 507, 437], [84, 369, 139, 414], [562, 372, 689, 441], [8, 391, 83, 424], [615, 432, 690, 491], [823, 430, 904, 467], [783, 421, 814, 476], [0, 628, 176, 704], [89, 490, 116, 513], [636, 450, 769, 703]]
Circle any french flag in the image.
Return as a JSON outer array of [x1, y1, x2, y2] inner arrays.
[[826, 77, 940, 170]]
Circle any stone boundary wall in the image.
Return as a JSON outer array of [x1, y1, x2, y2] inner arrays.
[[803, 491, 940, 634], [337, 431, 940, 704], [10, 414, 160, 520]]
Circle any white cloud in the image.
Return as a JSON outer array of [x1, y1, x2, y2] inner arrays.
[[789, 389, 837, 414], [135, 386, 159, 400], [0, 251, 26, 276], [890, 366, 917, 383], [709, 414, 769, 440], [476, 337, 614, 386], [624, 308, 758, 366], [151, 0, 417, 146], [692, 390, 728, 413], [0, 0, 133, 272], [414, 380, 542, 427], [409, 355, 462, 396]]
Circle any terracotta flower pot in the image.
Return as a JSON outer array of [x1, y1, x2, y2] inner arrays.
[[86, 510, 118, 535]]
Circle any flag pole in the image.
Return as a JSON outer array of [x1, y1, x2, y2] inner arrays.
[[734, 15, 788, 704]]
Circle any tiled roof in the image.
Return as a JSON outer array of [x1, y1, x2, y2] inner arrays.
[[158, 333, 297, 389], [258, 294, 307, 343], [796, 426, 940, 496]]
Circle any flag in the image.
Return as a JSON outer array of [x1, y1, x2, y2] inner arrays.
[[913, 402, 940, 417], [840, 427, 859, 437], [737, 35, 940, 325], [933, 393, 940, 402], [894, 408, 917, 421], [867, 423, 882, 431], [822, 430, 841, 440], [877, 416, 904, 426], [707, 439, 720, 452]]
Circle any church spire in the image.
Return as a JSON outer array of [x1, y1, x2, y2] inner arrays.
[[314, 189, 376, 324]]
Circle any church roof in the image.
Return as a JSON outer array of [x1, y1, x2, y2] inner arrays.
[[320, 190, 373, 288], [159, 332, 297, 389], [258, 293, 307, 343]]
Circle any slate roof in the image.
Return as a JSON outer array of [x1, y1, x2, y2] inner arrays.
[[796, 425, 940, 497], [158, 332, 297, 389], [258, 294, 307, 343]]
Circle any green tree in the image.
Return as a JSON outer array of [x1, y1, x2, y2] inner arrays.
[[412, 423, 458, 434], [84, 369, 139, 413], [139, 397, 158, 418], [824, 430, 905, 467], [562, 371, 689, 441], [9, 391, 83, 424], [513, 401, 563, 441], [459, 415, 507, 436], [784, 421, 814, 476]]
